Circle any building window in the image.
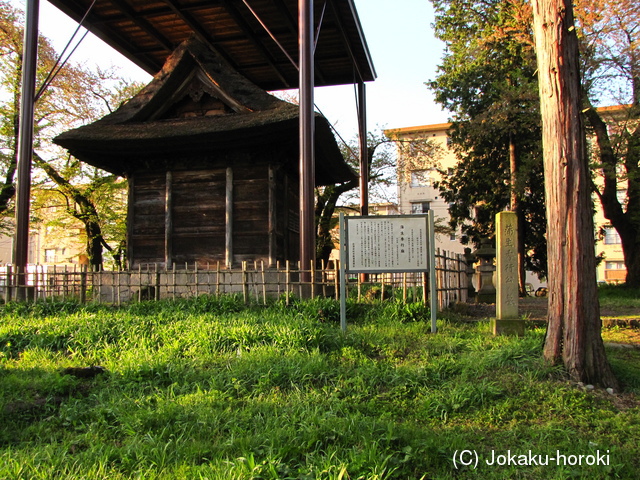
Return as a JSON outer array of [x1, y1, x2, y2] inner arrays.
[[44, 249, 56, 263], [605, 261, 625, 270], [411, 202, 430, 214], [604, 260, 626, 282], [410, 170, 434, 188], [603, 227, 621, 244]]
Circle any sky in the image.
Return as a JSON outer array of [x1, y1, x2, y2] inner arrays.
[[33, 0, 451, 142]]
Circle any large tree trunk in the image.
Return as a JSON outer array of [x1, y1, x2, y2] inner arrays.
[[531, 0, 618, 387], [315, 180, 357, 266], [509, 134, 528, 295]]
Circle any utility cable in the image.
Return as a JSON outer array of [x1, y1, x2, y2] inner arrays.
[[35, 0, 97, 102]]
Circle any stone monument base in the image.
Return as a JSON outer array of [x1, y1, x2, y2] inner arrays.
[[490, 317, 525, 336], [476, 292, 496, 304]]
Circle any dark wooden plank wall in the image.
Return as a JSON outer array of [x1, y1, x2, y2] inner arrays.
[[231, 165, 269, 263], [130, 172, 166, 265], [172, 169, 227, 264], [284, 168, 300, 264], [129, 164, 300, 268]]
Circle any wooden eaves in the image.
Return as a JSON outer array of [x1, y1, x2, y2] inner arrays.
[[45, 0, 376, 90]]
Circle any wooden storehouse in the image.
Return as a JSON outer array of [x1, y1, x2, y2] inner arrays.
[[55, 38, 355, 269]]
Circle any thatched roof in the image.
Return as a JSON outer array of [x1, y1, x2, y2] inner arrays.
[[54, 37, 355, 186]]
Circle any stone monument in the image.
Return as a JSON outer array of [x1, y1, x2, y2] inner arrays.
[[490, 211, 524, 335]]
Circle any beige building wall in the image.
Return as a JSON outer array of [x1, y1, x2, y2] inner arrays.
[[388, 107, 631, 284], [591, 105, 632, 283], [0, 214, 87, 267], [385, 123, 466, 257]]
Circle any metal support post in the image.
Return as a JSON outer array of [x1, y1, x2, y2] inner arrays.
[[358, 81, 368, 216], [13, 0, 40, 300], [299, 0, 315, 284], [429, 210, 438, 333]]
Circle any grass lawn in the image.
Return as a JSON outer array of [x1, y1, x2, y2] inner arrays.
[[1, 294, 639, 479]]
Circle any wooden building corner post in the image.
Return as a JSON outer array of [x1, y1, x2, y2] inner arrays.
[[164, 171, 173, 269], [226, 167, 234, 268], [268, 165, 277, 267]]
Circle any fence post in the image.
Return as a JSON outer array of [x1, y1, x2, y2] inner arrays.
[[242, 261, 248, 304], [172, 263, 177, 301], [116, 267, 121, 306], [216, 261, 221, 296], [195, 262, 199, 298], [285, 260, 290, 306], [80, 265, 87, 304], [154, 265, 160, 301], [402, 272, 407, 303], [261, 261, 267, 305], [5, 265, 12, 303]]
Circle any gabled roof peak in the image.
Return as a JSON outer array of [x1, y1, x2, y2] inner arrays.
[[98, 36, 294, 126]]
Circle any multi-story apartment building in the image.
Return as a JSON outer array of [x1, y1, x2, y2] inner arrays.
[[591, 105, 631, 283], [386, 108, 631, 284], [384, 123, 466, 257], [0, 217, 87, 267]]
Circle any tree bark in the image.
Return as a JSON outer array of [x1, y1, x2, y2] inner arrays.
[[315, 179, 357, 265], [531, 0, 618, 387], [509, 134, 528, 295]]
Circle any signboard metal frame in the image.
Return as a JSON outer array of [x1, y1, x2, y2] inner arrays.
[[344, 214, 430, 273], [339, 212, 437, 333]]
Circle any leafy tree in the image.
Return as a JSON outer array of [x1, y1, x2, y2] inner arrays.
[[315, 129, 398, 265], [0, 0, 28, 223], [532, 0, 618, 388], [430, 0, 640, 287], [574, 0, 640, 286], [1, 1, 139, 268], [32, 154, 127, 268], [429, 0, 547, 292], [314, 129, 441, 265]]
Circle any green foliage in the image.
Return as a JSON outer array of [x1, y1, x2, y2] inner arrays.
[[0, 297, 638, 478], [598, 284, 640, 301], [316, 129, 400, 264], [0, 1, 141, 266], [429, 0, 548, 278]]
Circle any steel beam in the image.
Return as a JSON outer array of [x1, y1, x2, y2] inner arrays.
[[13, 0, 40, 296], [299, 0, 315, 282], [358, 81, 368, 216]]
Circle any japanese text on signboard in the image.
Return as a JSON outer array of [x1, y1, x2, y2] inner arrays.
[[345, 216, 429, 272]]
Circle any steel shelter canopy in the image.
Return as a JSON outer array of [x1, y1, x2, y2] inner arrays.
[[46, 0, 376, 90]]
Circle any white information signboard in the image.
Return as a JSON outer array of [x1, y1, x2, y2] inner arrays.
[[339, 213, 437, 334], [345, 215, 429, 272]]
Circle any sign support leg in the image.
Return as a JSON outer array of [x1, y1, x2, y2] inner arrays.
[[339, 212, 347, 333], [429, 210, 437, 333]]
